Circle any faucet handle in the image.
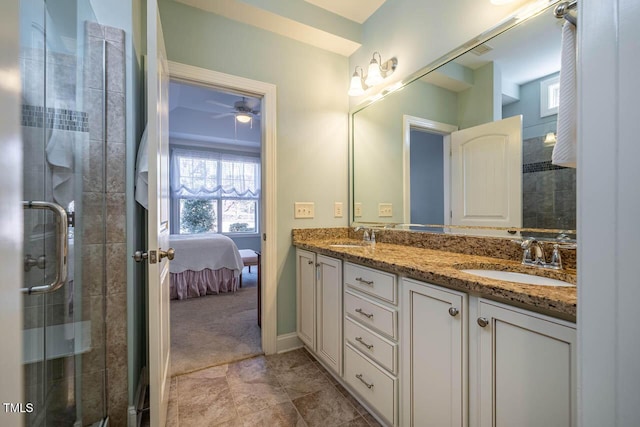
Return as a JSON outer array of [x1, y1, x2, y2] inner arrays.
[[548, 244, 563, 269]]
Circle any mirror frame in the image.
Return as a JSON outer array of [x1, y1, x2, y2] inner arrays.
[[348, 0, 573, 235]]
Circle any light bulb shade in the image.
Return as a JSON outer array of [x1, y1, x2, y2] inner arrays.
[[236, 113, 252, 123], [543, 132, 557, 145], [365, 59, 383, 86], [348, 74, 365, 96]]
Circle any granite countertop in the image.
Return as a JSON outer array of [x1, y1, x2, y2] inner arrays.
[[293, 237, 577, 322]]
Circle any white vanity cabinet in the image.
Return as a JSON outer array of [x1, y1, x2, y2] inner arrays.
[[471, 298, 577, 427], [343, 262, 399, 426], [400, 280, 576, 427], [295, 249, 343, 375], [401, 278, 468, 427]]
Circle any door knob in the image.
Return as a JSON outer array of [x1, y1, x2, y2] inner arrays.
[[159, 248, 175, 261], [132, 251, 148, 263]]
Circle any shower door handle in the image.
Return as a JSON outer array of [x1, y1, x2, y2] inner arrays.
[[21, 201, 69, 295]]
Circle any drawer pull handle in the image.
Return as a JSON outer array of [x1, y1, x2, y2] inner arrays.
[[355, 374, 374, 389], [355, 308, 374, 319], [355, 277, 374, 286], [355, 337, 374, 350]]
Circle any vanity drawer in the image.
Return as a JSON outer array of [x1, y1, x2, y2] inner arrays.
[[345, 317, 397, 374], [345, 291, 397, 340], [345, 344, 397, 426], [345, 262, 397, 305]]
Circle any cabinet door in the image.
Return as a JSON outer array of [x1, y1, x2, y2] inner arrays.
[[476, 300, 576, 427], [316, 254, 343, 375], [401, 279, 467, 427], [296, 249, 316, 349]]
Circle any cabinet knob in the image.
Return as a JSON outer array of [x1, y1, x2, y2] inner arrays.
[[308, 260, 314, 265], [448, 307, 459, 317], [477, 317, 489, 327]]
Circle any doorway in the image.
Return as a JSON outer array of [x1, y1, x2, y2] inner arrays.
[[166, 61, 278, 366], [168, 80, 263, 374]]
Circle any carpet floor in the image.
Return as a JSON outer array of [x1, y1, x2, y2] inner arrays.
[[170, 268, 262, 376]]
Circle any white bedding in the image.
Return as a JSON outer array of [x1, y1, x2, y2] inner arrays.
[[169, 234, 244, 276]]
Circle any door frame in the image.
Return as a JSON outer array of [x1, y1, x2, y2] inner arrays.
[[402, 115, 458, 225], [0, 0, 24, 422], [167, 61, 278, 354]]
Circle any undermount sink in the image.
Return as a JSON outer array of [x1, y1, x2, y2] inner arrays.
[[460, 269, 575, 287], [328, 243, 369, 248]]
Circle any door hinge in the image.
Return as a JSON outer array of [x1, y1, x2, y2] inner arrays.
[[263, 233, 267, 241]]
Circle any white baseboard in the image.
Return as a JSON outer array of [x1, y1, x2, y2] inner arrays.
[[276, 332, 303, 353]]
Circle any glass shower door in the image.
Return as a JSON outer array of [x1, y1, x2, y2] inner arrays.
[[20, 0, 107, 425]]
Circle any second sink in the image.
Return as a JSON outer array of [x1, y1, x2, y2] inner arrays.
[[460, 269, 575, 287]]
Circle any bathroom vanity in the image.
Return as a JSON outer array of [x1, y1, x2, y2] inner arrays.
[[294, 228, 576, 427]]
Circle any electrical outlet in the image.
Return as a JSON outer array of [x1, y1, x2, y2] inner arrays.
[[378, 203, 393, 217], [354, 203, 363, 217], [294, 202, 315, 219], [334, 202, 343, 218]]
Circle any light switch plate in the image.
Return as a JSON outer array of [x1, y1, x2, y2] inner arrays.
[[354, 203, 363, 217], [334, 202, 343, 218], [378, 203, 393, 217], [294, 202, 315, 219]]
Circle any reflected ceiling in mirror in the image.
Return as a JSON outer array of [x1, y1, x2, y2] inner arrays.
[[351, 1, 576, 237]]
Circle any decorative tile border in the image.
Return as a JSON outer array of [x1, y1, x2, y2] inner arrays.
[[22, 105, 89, 132], [523, 161, 566, 174]]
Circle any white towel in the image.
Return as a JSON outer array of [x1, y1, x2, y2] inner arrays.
[[552, 21, 577, 168], [45, 129, 75, 207], [135, 126, 149, 209]]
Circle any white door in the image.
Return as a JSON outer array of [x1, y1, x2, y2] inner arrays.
[[147, 1, 172, 425], [402, 279, 466, 427], [316, 255, 342, 375], [0, 2, 24, 425], [476, 300, 576, 427], [296, 249, 316, 349], [451, 116, 522, 235]]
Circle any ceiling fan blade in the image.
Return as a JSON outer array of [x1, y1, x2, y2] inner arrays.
[[206, 99, 234, 109], [212, 112, 233, 119]]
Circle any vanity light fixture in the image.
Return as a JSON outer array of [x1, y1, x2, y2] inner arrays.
[[365, 52, 397, 87], [348, 52, 398, 96], [348, 66, 366, 97]]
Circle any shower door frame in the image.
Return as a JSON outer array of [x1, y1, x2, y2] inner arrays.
[[0, 1, 25, 424]]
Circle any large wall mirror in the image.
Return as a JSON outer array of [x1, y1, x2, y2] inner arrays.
[[351, 2, 576, 237]]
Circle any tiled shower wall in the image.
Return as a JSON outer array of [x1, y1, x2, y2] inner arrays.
[[84, 22, 128, 426], [522, 135, 577, 231]]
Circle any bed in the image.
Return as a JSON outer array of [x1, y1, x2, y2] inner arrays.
[[169, 234, 244, 300]]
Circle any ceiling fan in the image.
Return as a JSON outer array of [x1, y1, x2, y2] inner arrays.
[[207, 96, 260, 123]]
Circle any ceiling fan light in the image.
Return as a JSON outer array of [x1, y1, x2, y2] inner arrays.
[[236, 112, 252, 123]]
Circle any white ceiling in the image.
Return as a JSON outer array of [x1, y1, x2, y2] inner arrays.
[[303, 0, 387, 24], [169, 81, 262, 150], [175, 0, 368, 56]]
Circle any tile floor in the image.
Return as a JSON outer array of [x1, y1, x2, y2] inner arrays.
[[166, 348, 383, 426]]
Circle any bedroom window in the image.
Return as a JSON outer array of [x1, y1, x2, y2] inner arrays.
[[170, 148, 260, 235]]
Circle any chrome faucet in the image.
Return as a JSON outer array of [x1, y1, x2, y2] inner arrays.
[[521, 238, 546, 266], [353, 226, 376, 245], [514, 236, 576, 270]]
